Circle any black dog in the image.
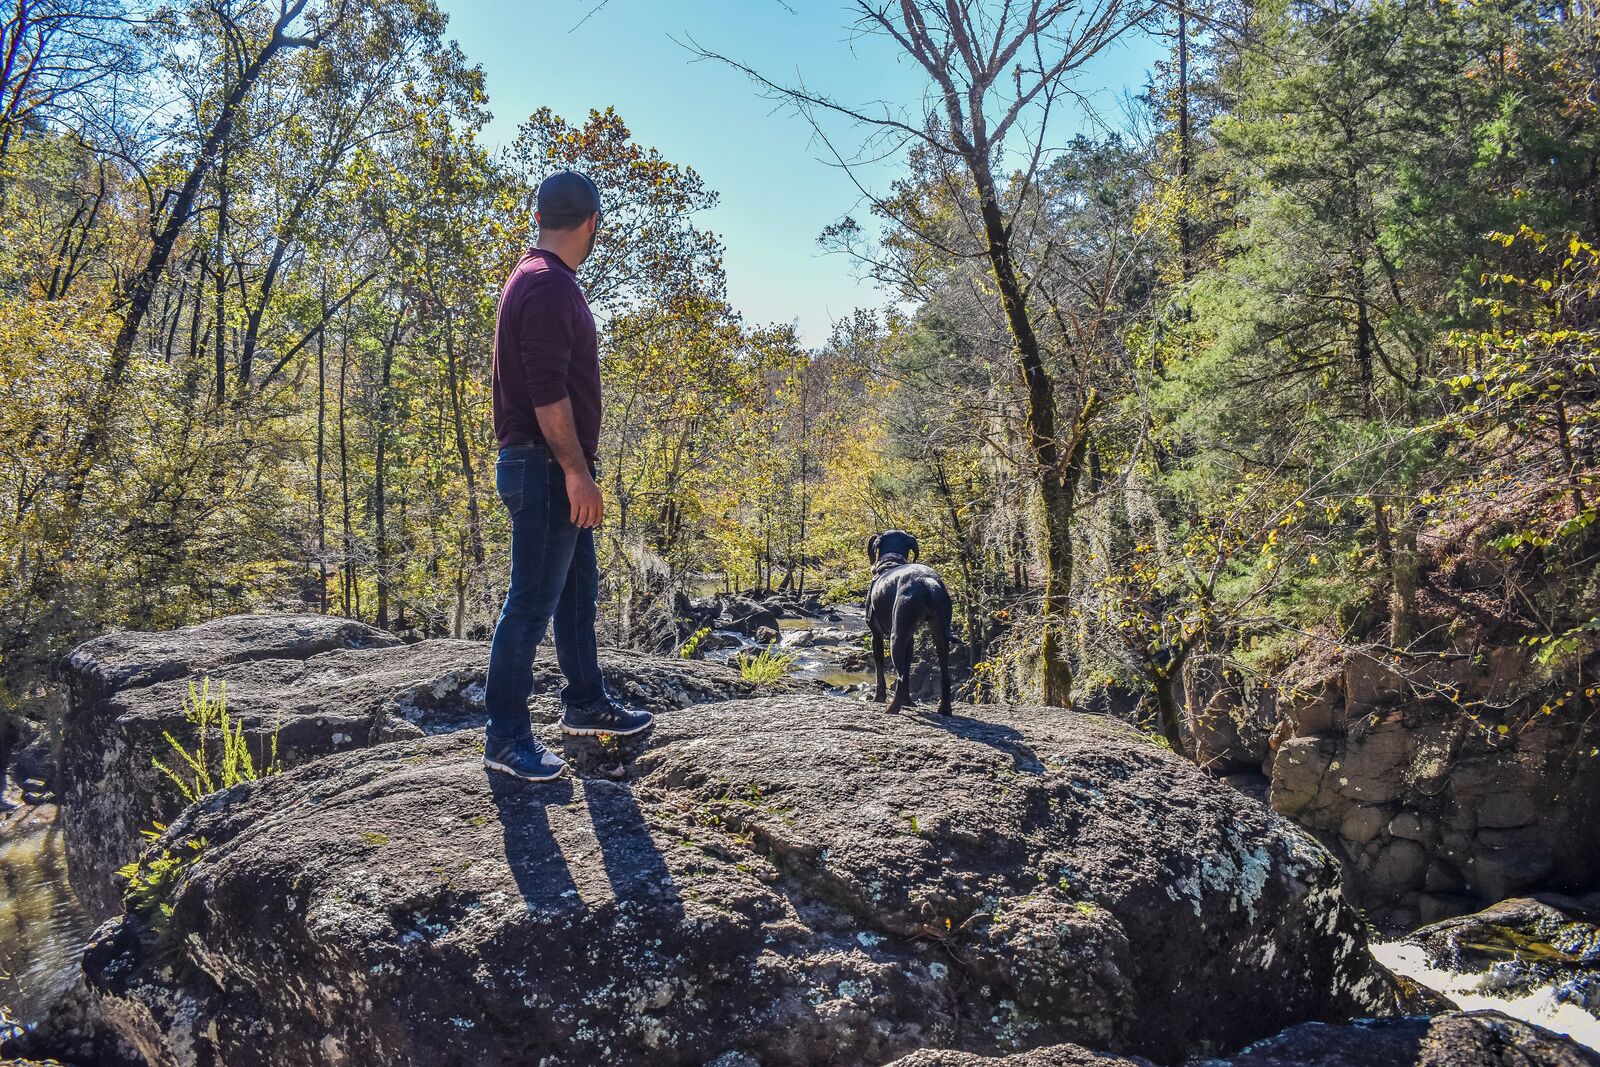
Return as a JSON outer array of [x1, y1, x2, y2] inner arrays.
[[866, 530, 954, 714]]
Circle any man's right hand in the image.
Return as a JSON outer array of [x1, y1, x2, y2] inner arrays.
[[565, 468, 604, 529]]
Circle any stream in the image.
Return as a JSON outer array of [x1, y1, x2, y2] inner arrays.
[[1372, 940, 1600, 1051], [701, 608, 878, 692], [0, 805, 92, 1037]]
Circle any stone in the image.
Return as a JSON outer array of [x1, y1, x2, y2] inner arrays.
[[1343, 655, 1408, 712], [1477, 790, 1539, 830], [63, 612, 400, 711], [1415, 892, 1476, 926], [719, 596, 780, 638], [1197, 1010, 1600, 1066], [1367, 839, 1427, 896], [61, 618, 799, 922], [83, 695, 1401, 1067], [1332, 718, 1409, 806], [1423, 862, 1461, 893], [1470, 843, 1557, 902], [1387, 813, 1425, 841], [886, 1046, 1153, 1065], [1267, 735, 1333, 816], [1284, 687, 1341, 736], [1339, 806, 1388, 845], [883, 1012, 1600, 1066], [1263, 643, 1600, 929]]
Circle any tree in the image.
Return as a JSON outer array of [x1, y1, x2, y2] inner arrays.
[[702, 0, 1152, 704]]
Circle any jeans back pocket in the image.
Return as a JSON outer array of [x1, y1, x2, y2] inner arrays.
[[495, 458, 526, 514]]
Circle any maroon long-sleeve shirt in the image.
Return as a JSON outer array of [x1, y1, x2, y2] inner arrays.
[[491, 248, 601, 461]]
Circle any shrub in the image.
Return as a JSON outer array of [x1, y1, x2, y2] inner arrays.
[[152, 676, 280, 804], [737, 644, 797, 685]]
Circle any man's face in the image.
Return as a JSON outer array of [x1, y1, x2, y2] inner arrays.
[[580, 212, 599, 264]]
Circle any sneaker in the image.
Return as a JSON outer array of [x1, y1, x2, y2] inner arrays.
[[559, 698, 654, 737], [483, 735, 567, 782]]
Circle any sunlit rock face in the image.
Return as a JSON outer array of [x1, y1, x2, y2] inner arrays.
[[82, 685, 1400, 1067], [59, 613, 796, 922], [1182, 642, 1600, 931]]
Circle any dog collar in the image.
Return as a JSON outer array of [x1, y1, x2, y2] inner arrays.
[[872, 553, 909, 574]]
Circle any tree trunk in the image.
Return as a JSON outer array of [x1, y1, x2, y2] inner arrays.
[[338, 328, 358, 620], [315, 290, 328, 613], [1176, 0, 1193, 284], [442, 312, 485, 567], [968, 153, 1087, 706], [374, 321, 400, 630]]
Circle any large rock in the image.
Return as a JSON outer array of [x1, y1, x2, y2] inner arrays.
[[718, 596, 781, 638], [885, 1046, 1151, 1066], [61, 615, 797, 922], [63, 613, 401, 711], [1193, 1010, 1600, 1066], [882, 1011, 1600, 1065], [85, 696, 1400, 1067]]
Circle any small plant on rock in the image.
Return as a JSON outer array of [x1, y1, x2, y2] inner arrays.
[[117, 828, 207, 949], [737, 644, 797, 685], [679, 627, 712, 659], [153, 677, 281, 803]]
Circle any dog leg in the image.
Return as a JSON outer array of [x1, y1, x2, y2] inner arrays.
[[888, 620, 915, 713], [871, 626, 887, 703], [933, 613, 953, 715]]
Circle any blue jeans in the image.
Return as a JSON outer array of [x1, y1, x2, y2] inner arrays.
[[484, 443, 606, 743]]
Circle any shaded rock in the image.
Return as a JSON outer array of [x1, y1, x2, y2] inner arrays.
[[1266, 648, 1600, 929], [12, 736, 55, 791], [85, 696, 1401, 1067], [1195, 1010, 1600, 1066], [0, 977, 142, 1067], [720, 596, 780, 637], [61, 618, 799, 922]]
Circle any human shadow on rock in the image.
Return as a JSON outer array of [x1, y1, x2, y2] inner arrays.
[[486, 773, 580, 910], [486, 770, 681, 924], [582, 778, 683, 923]]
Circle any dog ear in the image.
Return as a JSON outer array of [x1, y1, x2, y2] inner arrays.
[[908, 534, 919, 562], [866, 534, 880, 563]]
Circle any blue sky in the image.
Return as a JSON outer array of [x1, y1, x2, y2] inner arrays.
[[440, 1, 1167, 345]]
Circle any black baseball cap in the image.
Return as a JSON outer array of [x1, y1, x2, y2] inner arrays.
[[536, 170, 601, 221]]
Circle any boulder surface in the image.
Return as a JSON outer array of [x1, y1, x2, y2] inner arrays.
[[1193, 1010, 1600, 1066], [883, 1011, 1600, 1065], [61, 614, 797, 921], [87, 692, 1400, 1067]]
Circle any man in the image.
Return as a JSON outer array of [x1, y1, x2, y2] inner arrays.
[[483, 170, 652, 781]]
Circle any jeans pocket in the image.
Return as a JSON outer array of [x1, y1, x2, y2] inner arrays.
[[495, 458, 525, 514]]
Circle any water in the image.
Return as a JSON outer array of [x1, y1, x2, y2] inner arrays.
[[702, 604, 877, 692], [1372, 940, 1600, 1051], [0, 807, 92, 1032]]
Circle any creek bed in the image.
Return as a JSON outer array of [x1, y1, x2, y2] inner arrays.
[[1372, 940, 1600, 1051], [0, 804, 92, 1035]]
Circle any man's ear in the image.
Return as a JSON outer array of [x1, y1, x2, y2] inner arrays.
[[866, 534, 880, 563]]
